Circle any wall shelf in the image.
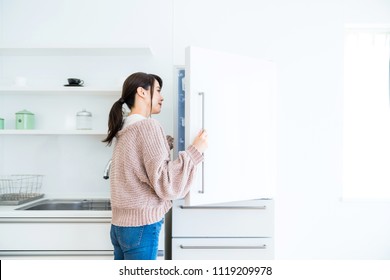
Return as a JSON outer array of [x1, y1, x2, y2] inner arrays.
[[0, 130, 107, 135], [0, 86, 120, 95], [0, 46, 154, 56]]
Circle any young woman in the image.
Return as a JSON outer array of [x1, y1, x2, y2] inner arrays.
[[103, 72, 208, 260]]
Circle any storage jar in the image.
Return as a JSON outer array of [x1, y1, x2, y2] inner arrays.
[[15, 110, 35, 129], [76, 109, 92, 130]]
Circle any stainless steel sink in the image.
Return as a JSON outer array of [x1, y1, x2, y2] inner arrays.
[[16, 199, 111, 211]]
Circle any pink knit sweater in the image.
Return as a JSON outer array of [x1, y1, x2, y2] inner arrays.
[[110, 118, 203, 226]]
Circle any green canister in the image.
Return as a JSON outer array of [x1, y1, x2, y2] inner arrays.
[[15, 110, 35, 129], [0, 118, 4, 129]]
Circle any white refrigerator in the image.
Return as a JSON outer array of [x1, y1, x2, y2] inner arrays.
[[166, 46, 277, 260], [182, 46, 276, 205]]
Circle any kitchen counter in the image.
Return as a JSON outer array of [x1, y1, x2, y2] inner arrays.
[[0, 196, 112, 219], [0, 195, 114, 259], [0, 195, 169, 260]]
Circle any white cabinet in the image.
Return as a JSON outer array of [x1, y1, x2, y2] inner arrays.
[[0, 217, 113, 259], [0, 215, 166, 259]]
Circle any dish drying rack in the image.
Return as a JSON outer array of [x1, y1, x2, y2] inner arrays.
[[0, 174, 44, 205]]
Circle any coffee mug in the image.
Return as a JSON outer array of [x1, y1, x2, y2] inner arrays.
[[67, 78, 84, 85]]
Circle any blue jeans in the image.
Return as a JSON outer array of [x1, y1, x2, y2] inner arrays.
[[110, 219, 163, 260]]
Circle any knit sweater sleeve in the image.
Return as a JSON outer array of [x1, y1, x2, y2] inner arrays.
[[140, 119, 203, 200]]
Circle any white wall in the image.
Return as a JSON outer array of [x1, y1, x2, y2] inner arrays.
[[0, 0, 173, 196], [172, 0, 390, 259], [0, 0, 174, 130], [2, 0, 390, 259]]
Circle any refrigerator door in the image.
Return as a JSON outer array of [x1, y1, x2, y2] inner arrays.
[[184, 46, 277, 206]]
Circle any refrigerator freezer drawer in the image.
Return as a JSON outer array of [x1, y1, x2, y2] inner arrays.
[[172, 237, 274, 260], [172, 199, 273, 237]]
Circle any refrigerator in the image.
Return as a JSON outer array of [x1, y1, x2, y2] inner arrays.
[[165, 46, 277, 259], [178, 46, 276, 206]]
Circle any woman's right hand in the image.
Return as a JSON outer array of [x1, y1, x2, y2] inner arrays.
[[192, 129, 208, 153]]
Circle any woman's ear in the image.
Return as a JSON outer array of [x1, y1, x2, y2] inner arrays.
[[136, 87, 146, 98]]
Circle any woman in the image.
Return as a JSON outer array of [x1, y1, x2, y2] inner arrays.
[[103, 72, 208, 260]]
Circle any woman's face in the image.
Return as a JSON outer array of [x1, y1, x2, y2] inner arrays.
[[150, 79, 163, 114]]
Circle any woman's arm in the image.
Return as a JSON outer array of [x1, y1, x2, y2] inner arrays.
[[141, 119, 203, 200]]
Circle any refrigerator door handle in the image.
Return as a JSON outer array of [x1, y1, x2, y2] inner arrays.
[[198, 91, 205, 194], [199, 91, 205, 130], [179, 205, 267, 210], [179, 245, 267, 250]]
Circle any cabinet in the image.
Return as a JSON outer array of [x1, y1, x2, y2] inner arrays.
[[0, 212, 165, 259], [0, 217, 113, 259]]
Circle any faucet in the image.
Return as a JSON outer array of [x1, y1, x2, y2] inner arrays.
[[103, 159, 112, 180]]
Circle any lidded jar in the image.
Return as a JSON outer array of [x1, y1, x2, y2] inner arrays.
[[15, 109, 35, 129], [76, 109, 92, 130]]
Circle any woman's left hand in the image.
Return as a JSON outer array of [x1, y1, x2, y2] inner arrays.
[[166, 135, 174, 150]]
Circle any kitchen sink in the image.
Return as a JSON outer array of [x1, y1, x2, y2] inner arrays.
[[16, 199, 111, 211]]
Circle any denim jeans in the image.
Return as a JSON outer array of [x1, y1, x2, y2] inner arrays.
[[110, 219, 163, 260]]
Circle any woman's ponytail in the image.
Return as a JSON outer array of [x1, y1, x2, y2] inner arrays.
[[102, 100, 124, 146]]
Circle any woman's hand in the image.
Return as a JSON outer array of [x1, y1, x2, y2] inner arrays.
[[166, 135, 174, 150], [192, 129, 208, 153]]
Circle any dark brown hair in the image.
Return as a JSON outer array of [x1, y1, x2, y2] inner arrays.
[[102, 72, 163, 146]]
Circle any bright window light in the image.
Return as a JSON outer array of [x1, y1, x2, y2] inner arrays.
[[343, 27, 390, 200]]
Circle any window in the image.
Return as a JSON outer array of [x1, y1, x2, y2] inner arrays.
[[343, 26, 390, 200]]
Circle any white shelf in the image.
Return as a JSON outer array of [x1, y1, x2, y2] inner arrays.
[[0, 86, 120, 95], [0, 46, 153, 56], [0, 130, 107, 135]]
